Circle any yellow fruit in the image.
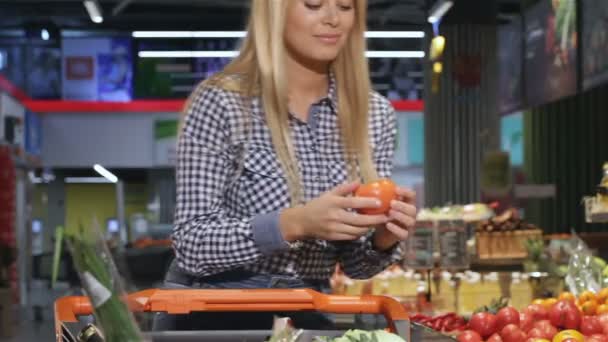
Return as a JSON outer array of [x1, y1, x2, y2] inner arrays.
[[543, 298, 558, 309], [597, 288, 608, 304], [559, 292, 576, 303], [533, 298, 545, 305], [552, 330, 585, 342], [581, 299, 599, 315], [579, 290, 597, 304], [597, 303, 608, 315]]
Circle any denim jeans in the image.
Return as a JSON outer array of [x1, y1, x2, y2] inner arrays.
[[152, 260, 334, 331]]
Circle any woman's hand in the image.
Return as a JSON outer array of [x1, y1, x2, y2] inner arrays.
[[280, 182, 389, 241], [373, 186, 417, 251]]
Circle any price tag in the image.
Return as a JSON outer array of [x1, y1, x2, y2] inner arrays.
[[438, 220, 469, 270], [404, 221, 435, 270]]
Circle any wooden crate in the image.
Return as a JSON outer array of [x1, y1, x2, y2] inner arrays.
[[476, 229, 542, 259]]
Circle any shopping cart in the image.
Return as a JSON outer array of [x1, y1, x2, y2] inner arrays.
[[55, 288, 455, 341]]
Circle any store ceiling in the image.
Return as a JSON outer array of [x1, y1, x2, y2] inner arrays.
[[0, 0, 432, 31], [0, 0, 525, 32]]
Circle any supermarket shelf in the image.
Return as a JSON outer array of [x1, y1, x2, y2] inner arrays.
[[469, 257, 525, 273]]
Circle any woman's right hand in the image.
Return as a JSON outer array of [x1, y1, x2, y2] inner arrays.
[[279, 182, 389, 241]]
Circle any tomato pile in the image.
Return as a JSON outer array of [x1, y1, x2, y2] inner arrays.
[[410, 312, 468, 333], [455, 288, 608, 342]]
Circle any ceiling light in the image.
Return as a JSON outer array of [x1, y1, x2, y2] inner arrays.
[[65, 177, 114, 184], [93, 164, 118, 183], [41, 29, 50, 41], [132, 31, 425, 39], [83, 0, 104, 24], [138, 50, 425, 59], [428, 0, 454, 24]]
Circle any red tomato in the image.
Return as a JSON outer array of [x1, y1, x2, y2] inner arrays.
[[486, 333, 503, 342], [496, 307, 521, 331], [587, 335, 608, 342], [549, 300, 582, 330], [525, 304, 549, 321], [525, 339, 550, 342], [468, 312, 498, 339], [457, 330, 483, 342], [532, 320, 558, 339], [581, 316, 604, 336], [520, 312, 535, 332], [526, 328, 544, 339], [500, 324, 527, 342], [355, 179, 397, 215], [597, 313, 608, 334]]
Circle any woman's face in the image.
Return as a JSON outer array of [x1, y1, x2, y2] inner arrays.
[[284, 0, 356, 66]]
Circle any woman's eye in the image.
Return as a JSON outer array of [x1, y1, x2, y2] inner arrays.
[[339, 5, 353, 11], [305, 2, 322, 10]]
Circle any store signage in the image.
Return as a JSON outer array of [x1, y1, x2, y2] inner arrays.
[[154, 119, 178, 166]]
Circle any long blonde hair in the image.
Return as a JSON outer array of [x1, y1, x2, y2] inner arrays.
[[184, 0, 377, 204]]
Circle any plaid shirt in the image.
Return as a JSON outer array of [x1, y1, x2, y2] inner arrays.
[[173, 75, 402, 280]]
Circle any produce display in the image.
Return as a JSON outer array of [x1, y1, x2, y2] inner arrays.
[[455, 289, 608, 342], [475, 209, 542, 260]]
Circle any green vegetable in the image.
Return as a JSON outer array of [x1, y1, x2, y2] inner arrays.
[[66, 221, 142, 342]]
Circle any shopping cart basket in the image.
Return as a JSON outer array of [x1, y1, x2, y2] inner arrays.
[[55, 288, 454, 341]]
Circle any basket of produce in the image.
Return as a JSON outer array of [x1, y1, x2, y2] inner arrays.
[[475, 209, 542, 260]]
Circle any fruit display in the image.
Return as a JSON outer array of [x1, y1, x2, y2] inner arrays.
[[475, 209, 543, 260], [454, 289, 608, 342]]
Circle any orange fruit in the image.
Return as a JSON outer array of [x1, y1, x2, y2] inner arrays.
[[597, 288, 608, 304], [597, 303, 608, 315], [559, 292, 577, 303], [543, 298, 558, 309], [533, 298, 545, 306], [579, 290, 597, 304], [581, 299, 598, 315]]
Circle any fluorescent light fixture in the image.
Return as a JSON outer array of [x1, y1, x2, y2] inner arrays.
[[139, 51, 239, 58], [133, 31, 247, 38], [41, 29, 50, 41], [93, 164, 118, 183], [132, 31, 425, 39], [428, 0, 454, 24], [83, 0, 104, 24], [364, 31, 425, 38], [65, 177, 113, 184], [139, 50, 425, 59], [366, 51, 425, 58]]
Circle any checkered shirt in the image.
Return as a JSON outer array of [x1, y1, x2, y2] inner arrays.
[[173, 75, 402, 280]]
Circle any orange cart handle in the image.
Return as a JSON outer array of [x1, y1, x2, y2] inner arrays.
[[55, 289, 409, 338], [56, 288, 408, 319]]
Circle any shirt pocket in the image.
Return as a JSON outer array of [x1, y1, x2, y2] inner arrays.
[[236, 145, 290, 214]]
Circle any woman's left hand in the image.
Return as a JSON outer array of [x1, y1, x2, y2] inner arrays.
[[373, 186, 417, 251]]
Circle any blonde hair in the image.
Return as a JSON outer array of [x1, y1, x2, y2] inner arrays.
[[183, 0, 377, 205]]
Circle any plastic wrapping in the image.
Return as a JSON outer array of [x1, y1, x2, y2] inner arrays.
[[564, 232, 602, 296], [65, 220, 143, 342]]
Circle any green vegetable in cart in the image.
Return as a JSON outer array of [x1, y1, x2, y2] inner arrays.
[[65, 221, 143, 342]]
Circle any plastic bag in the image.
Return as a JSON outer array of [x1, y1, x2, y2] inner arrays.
[[564, 232, 601, 296]]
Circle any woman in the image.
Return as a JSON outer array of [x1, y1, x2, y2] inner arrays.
[[155, 0, 417, 331]]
